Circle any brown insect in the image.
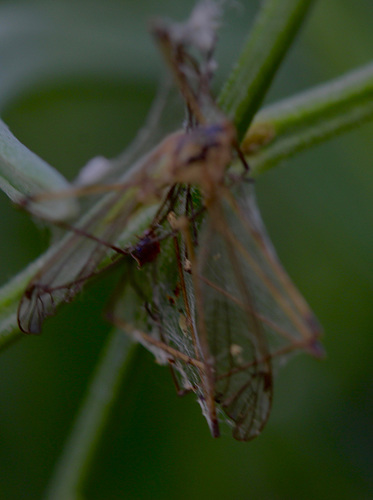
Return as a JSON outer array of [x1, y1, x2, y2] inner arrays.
[[18, 1, 323, 440]]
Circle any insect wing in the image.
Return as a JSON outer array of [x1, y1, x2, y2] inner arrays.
[[18, 189, 141, 334], [193, 182, 322, 440], [108, 189, 218, 431], [195, 199, 271, 440], [225, 183, 322, 357]]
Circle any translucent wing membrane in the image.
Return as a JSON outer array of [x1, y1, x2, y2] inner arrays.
[[195, 199, 273, 440], [18, 189, 140, 333], [216, 184, 322, 358], [195, 184, 322, 438], [114, 182, 321, 440]]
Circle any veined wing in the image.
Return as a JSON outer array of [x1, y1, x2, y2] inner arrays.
[[117, 183, 272, 440], [109, 187, 219, 434], [18, 187, 143, 334], [192, 190, 272, 441], [129, 180, 322, 441], [192, 181, 322, 440], [219, 182, 323, 359]]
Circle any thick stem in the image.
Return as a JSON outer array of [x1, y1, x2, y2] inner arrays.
[[218, 0, 315, 141], [245, 62, 373, 175], [0, 119, 76, 219]]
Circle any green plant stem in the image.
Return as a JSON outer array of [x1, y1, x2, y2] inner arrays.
[[246, 62, 373, 175], [0, 119, 76, 219], [44, 329, 138, 500], [219, 0, 315, 141]]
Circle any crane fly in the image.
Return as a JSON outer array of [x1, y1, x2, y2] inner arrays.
[[17, 1, 323, 440]]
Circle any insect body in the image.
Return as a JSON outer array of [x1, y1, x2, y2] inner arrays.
[[17, 122, 234, 335], [17, 1, 323, 440]]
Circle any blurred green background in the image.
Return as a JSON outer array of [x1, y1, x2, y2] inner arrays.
[[0, 0, 372, 498]]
